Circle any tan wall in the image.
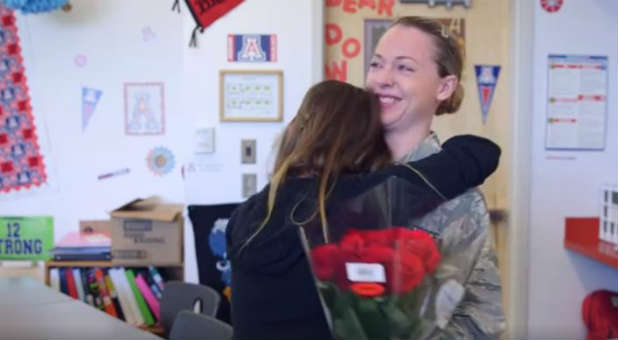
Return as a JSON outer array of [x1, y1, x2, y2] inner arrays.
[[324, 0, 512, 211]]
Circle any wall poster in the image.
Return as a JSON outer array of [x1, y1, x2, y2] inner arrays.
[[546, 55, 607, 151]]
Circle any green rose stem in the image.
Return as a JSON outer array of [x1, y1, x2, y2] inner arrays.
[[355, 296, 391, 339], [333, 291, 368, 339]]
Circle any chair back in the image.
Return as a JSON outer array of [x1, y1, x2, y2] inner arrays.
[[160, 281, 221, 335], [169, 310, 233, 340]]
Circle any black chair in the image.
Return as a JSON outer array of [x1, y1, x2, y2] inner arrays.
[[169, 310, 233, 340], [160, 281, 221, 337]]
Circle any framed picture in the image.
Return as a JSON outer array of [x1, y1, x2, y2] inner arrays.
[[124, 82, 165, 135], [227, 34, 277, 62], [220, 70, 283, 122], [399, 0, 471, 6], [364, 19, 392, 78]]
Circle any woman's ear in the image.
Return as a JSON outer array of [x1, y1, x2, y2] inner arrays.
[[436, 75, 458, 101]]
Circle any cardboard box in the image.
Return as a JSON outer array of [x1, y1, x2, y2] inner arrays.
[[79, 220, 113, 238], [109, 197, 184, 265]]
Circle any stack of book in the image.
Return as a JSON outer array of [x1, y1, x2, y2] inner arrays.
[[49, 265, 166, 327], [49, 231, 111, 261]]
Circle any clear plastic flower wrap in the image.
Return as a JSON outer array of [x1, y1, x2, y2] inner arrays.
[[299, 176, 458, 340]]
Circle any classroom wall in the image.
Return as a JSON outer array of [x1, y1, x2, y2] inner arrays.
[[2, 1, 187, 244], [527, 1, 618, 338], [0, 0, 321, 284], [180, 0, 321, 282]]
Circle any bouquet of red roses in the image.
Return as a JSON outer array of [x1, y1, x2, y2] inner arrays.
[[303, 226, 441, 339], [297, 176, 452, 339]]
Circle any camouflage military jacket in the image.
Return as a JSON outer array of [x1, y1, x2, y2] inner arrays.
[[400, 133, 506, 340]]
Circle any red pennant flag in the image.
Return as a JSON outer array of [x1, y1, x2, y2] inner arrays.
[[174, 0, 244, 47]]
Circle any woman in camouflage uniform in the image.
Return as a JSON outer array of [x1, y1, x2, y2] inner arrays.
[[366, 16, 507, 339]]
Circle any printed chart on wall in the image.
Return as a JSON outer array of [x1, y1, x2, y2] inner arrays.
[[546, 55, 608, 151]]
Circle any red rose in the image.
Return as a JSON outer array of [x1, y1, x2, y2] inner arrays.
[[310, 228, 440, 295], [356, 228, 398, 248], [339, 229, 427, 294], [395, 228, 433, 243], [339, 230, 366, 260], [396, 228, 441, 274], [355, 244, 394, 263], [311, 244, 342, 281], [388, 248, 425, 293]]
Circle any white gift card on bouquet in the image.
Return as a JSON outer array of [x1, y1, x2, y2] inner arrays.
[[345, 263, 386, 283]]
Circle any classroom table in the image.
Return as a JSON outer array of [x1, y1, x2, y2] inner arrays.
[[0, 277, 161, 339]]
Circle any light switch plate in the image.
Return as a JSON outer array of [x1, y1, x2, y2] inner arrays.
[[241, 139, 256, 164], [194, 127, 215, 154], [242, 173, 257, 198]]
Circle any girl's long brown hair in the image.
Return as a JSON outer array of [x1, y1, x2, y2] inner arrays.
[[244, 80, 391, 246]]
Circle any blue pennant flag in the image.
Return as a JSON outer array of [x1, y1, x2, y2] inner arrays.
[[474, 65, 501, 124]]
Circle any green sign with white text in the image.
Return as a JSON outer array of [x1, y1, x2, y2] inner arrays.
[[0, 216, 53, 260]]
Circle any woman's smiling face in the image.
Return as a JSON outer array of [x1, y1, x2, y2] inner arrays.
[[366, 25, 446, 134]]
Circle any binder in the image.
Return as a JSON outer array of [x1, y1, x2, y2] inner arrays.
[[86, 268, 104, 311], [94, 268, 118, 317], [104, 270, 125, 321], [72, 268, 86, 303], [125, 269, 155, 326], [81, 268, 95, 306], [135, 273, 160, 321], [65, 268, 79, 299], [116, 267, 144, 326], [109, 268, 137, 326], [136, 268, 162, 300], [148, 266, 165, 291], [58, 268, 68, 295]]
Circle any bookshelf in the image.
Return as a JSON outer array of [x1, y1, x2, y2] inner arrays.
[[44, 260, 184, 336]]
